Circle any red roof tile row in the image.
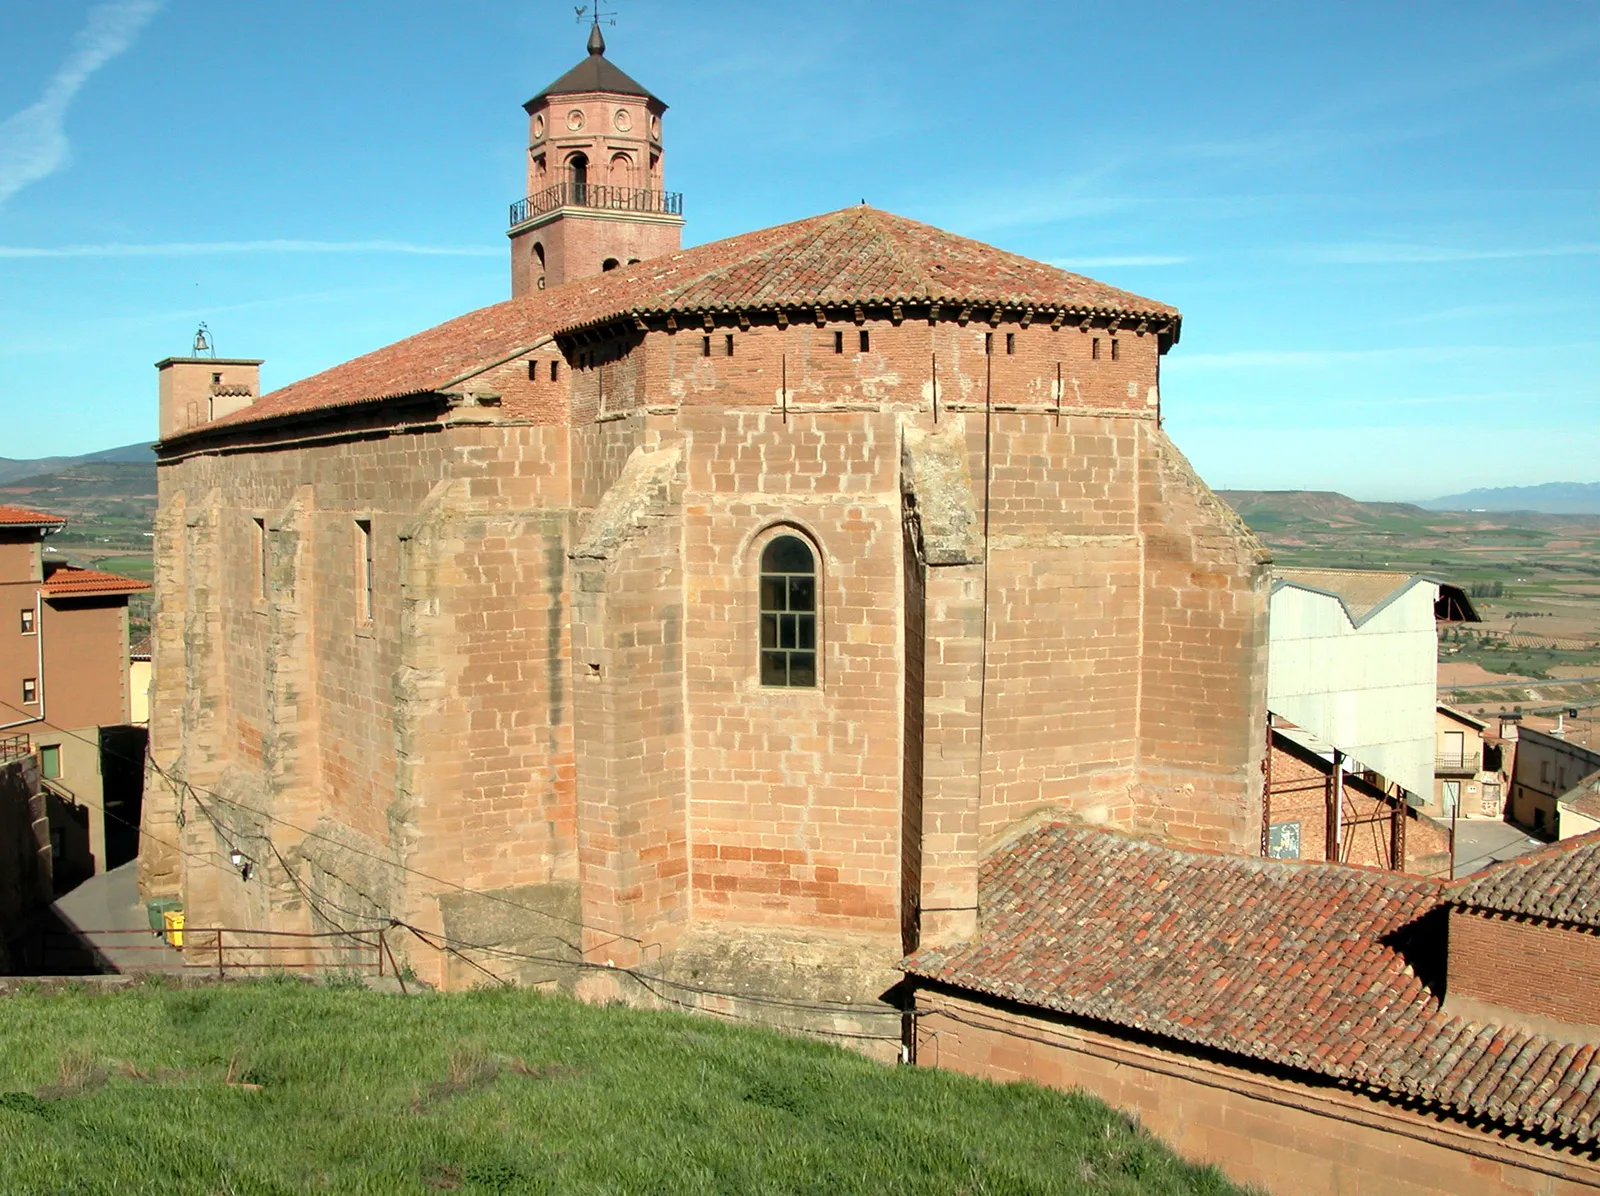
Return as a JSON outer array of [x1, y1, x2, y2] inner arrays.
[[184, 206, 1178, 440], [1453, 828, 1600, 929], [904, 823, 1600, 1146], [40, 565, 151, 596], [0, 504, 66, 527]]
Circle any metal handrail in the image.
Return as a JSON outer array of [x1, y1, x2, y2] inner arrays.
[[1435, 754, 1483, 772], [509, 182, 683, 226], [38, 926, 389, 981], [0, 734, 28, 764]]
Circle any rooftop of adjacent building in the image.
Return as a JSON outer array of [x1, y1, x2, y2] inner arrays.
[[39, 562, 151, 598], [0, 505, 67, 530], [159, 204, 1181, 446], [1271, 566, 1479, 626], [904, 821, 1600, 1147]]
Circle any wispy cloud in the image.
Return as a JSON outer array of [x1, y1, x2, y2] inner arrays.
[[1306, 242, 1600, 265], [0, 0, 165, 208], [1051, 254, 1191, 269], [0, 239, 500, 259]]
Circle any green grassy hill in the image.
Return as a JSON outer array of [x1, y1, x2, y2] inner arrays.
[[0, 981, 1242, 1196]]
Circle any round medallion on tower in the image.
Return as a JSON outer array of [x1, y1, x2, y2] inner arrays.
[[532, 112, 545, 139], [566, 108, 586, 131], [613, 107, 632, 131]]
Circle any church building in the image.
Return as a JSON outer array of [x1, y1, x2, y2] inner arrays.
[[142, 27, 1270, 1031]]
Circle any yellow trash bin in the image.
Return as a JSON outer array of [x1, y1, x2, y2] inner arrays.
[[162, 910, 185, 949]]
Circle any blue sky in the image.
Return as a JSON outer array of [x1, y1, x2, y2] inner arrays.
[[0, 0, 1595, 499]]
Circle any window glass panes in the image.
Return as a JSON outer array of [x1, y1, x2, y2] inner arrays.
[[758, 535, 817, 688]]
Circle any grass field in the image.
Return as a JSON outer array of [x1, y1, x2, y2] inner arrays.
[[0, 980, 1242, 1196]]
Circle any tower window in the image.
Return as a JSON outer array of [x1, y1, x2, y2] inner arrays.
[[759, 535, 817, 688], [355, 519, 374, 626], [859, 330, 870, 353], [833, 331, 844, 354], [725, 333, 735, 357], [550, 360, 559, 382], [702, 335, 711, 358], [1006, 333, 1015, 355], [1111, 338, 1120, 361], [20, 608, 34, 634], [212, 372, 222, 385], [22, 678, 37, 704], [252, 517, 267, 599], [602, 258, 620, 272], [985, 332, 993, 355], [1092, 337, 1101, 360], [568, 153, 588, 203]]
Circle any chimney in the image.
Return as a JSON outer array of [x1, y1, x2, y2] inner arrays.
[[156, 326, 262, 441]]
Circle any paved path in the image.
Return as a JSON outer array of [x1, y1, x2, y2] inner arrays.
[[50, 861, 184, 973], [1452, 819, 1547, 879]]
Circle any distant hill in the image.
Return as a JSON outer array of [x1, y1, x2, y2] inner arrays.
[[1420, 482, 1600, 515], [0, 441, 153, 486]]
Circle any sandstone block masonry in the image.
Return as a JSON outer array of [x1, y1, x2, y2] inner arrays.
[[145, 303, 1269, 1026]]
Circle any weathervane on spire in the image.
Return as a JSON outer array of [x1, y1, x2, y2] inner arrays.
[[574, 4, 617, 30]]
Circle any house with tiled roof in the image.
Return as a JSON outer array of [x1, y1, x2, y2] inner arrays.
[[0, 502, 150, 934], [142, 27, 1268, 1042], [904, 821, 1600, 1193]]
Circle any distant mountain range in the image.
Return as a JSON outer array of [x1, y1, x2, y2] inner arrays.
[[1420, 482, 1600, 515], [0, 442, 153, 487]]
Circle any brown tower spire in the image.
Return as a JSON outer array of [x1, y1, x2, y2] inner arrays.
[[507, 27, 683, 296]]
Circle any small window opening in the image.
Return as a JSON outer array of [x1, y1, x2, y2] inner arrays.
[[1092, 337, 1101, 360], [355, 519, 374, 626], [985, 332, 993, 355], [833, 330, 844, 354], [602, 258, 620, 272], [550, 360, 559, 382], [702, 335, 711, 358], [528, 361, 538, 381], [725, 333, 735, 357], [211, 372, 222, 385], [1111, 338, 1120, 361], [39, 744, 60, 779], [859, 329, 870, 353], [22, 678, 37, 704], [20, 608, 34, 634], [252, 517, 267, 599], [759, 535, 817, 688], [1006, 332, 1015, 355]]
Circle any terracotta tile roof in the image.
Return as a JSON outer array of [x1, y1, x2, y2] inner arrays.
[[1453, 828, 1600, 929], [1272, 567, 1427, 623], [1561, 772, 1600, 820], [0, 505, 66, 528], [40, 564, 151, 597], [181, 206, 1178, 440], [904, 823, 1600, 1145]]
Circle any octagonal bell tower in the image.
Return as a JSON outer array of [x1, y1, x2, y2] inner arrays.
[[508, 23, 683, 296]]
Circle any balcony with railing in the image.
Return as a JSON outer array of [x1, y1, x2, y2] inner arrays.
[[509, 182, 684, 228], [1435, 752, 1483, 776], [0, 733, 28, 764]]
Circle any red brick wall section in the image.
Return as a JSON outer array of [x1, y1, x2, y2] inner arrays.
[[1448, 907, 1600, 1030], [915, 989, 1600, 1196]]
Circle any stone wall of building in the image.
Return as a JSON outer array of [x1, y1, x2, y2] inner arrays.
[[915, 988, 1600, 1196], [150, 306, 1269, 999], [1447, 907, 1600, 1037]]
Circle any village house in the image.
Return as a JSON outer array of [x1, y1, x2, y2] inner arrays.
[[141, 27, 1269, 1026], [1433, 703, 1508, 820], [1510, 724, 1600, 838], [0, 504, 149, 893]]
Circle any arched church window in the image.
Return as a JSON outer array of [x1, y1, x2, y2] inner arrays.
[[569, 153, 588, 204], [759, 535, 817, 687]]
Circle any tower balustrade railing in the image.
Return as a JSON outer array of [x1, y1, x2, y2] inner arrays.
[[509, 183, 684, 227]]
